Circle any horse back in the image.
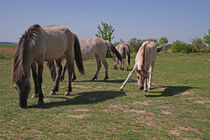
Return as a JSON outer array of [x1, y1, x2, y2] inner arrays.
[[41, 25, 73, 61]]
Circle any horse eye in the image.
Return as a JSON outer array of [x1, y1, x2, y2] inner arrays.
[[137, 76, 139, 79]]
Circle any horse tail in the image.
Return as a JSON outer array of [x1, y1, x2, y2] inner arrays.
[[157, 43, 168, 52], [127, 45, 131, 66], [106, 41, 122, 62], [73, 33, 85, 74], [127, 51, 130, 66]]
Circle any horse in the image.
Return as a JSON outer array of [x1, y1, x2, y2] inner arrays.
[[113, 42, 130, 71], [49, 38, 122, 81], [12, 24, 84, 108], [119, 41, 167, 92]]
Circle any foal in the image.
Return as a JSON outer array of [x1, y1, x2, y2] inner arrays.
[[120, 41, 167, 92]]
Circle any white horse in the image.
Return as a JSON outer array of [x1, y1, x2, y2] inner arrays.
[[12, 24, 84, 108], [113, 42, 130, 71], [120, 41, 167, 92]]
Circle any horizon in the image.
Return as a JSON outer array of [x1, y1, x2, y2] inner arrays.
[[0, 0, 210, 43]]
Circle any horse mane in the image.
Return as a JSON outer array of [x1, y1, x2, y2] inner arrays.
[[12, 24, 41, 83]]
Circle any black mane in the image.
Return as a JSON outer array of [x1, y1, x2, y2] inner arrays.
[[12, 24, 41, 83]]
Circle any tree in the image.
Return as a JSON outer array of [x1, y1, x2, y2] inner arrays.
[[128, 38, 142, 53], [171, 40, 194, 53], [95, 21, 115, 42], [203, 29, 210, 47], [192, 38, 205, 52], [159, 37, 168, 45]]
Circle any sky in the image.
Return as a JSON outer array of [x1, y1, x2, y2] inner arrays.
[[0, 0, 210, 43]]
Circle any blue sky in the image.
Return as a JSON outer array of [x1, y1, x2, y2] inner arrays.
[[0, 0, 209, 43]]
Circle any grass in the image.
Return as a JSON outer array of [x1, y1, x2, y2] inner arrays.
[[0, 44, 16, 47], [0, 53, 210, 139]]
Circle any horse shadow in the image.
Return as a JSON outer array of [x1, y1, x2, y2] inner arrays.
[[145, 85, 194, 97], [28, 90, 126, 109], [74, 79, 136, 84]]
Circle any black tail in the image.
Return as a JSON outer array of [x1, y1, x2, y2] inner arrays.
[[127, 52, 130, 66], [106, 41, 122, 62], [73, 33, 85, 74]]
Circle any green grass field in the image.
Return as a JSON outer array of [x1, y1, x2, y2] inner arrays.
[[0, 53, 209, 139]]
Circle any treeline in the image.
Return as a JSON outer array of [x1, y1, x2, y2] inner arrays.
[[96, 21, 210, 55], [114, 29, 210, 54]]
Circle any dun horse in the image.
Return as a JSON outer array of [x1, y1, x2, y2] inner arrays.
[[50, 38, 122, 81], [120, 41, 167, 92], [113, 42, 130, 71], [12, 24, 84, 108]]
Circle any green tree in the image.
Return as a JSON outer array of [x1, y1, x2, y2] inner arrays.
[[203, 29, 210, 47], [95, 21, 114, 41], [159, 37, 168, 45], [171, 40, 194, 53], [192, 38, 205, 52], [128, 38, 142, 53]]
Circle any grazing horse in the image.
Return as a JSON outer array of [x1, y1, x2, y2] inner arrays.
[[119, 41, 167, 92], [12, 24, 84, 108], [49, 38, 122, 81], [113, 42, 130, 71]]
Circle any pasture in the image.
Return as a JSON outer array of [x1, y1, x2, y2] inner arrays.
[[0, 52, 210, 139]]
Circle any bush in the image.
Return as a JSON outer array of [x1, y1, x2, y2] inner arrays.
[[170, 40, 196, 53]]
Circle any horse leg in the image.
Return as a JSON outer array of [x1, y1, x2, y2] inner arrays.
[[61, 62, 67, 82], [121, 58, 124, 71], [31, 63, 39, 99], [92, 56, 101, 81], [64, 56, 74, 96], [144, 78, 148, 92], [49, 58, 62, 95], [72, 63, 77, 81], [148, 64, 154, 90], [126, 54, 129, 71], [102, 58, 109, 81], [37, 63, 44, 105]]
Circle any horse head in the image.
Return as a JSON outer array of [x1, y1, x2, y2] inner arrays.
[[14, 78, 31, 108]]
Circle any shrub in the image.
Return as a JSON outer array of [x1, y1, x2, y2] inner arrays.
[[171, 40, 195, 53]]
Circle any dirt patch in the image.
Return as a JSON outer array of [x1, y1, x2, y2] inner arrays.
[[0, 47, 16, 55], [67, 114, 88, 119], [109, 104, 155, 116], [133, 101, 151, 106], [72, 85, 91, 89], [169, 126, 199, 136], [109, 104, 125, 110], [169, 129, 180, 136], [73, 108, 90, 112], [102, 109, 110, 112], [126, 109, 155, 116], [130, 92, 140, 98], [161, 111, 172, 115], [159, 105, 170, 109], [194, 99, 210, 104], [43, 98, 50, 102], [136, 116, 161, 130], [178, 126, 198, 133], [181, 91, 193, 95]]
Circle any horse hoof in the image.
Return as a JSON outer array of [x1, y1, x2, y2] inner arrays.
[[31, 94, 37, 99], [91, 78, 96, 81], [64, 92, 70, 96], [119, 88, 123, 91], [49, 91, 56, 95], [38, 100, 44, 105]]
